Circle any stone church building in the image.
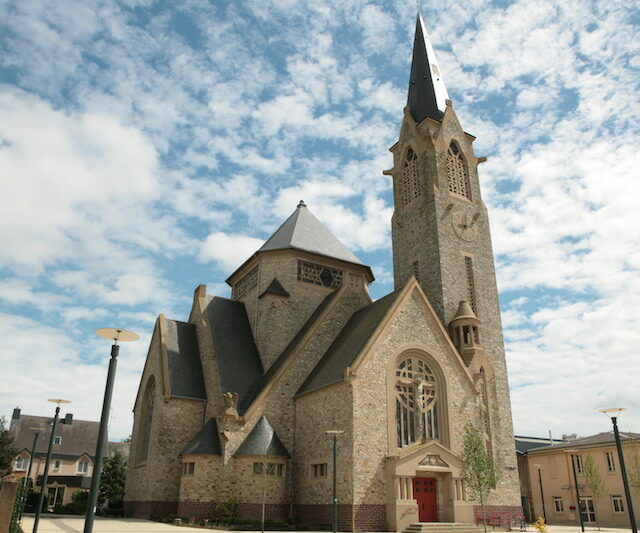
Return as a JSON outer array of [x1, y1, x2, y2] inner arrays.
[[125, 14, 521, 530]]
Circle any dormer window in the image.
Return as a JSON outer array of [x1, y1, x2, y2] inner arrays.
[[15, 456, 29, 471], [77, 460, 89, 474], [53, 436, 62, 445], [446, 141, 471, 199], [402, 147, 421, 206], [297, 260, 343, 289]]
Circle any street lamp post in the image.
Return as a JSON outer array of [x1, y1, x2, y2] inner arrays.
[[20, 428, 44, 522], [566, 450, 585, 533], [33, 399, 70, 533], [599, 408, 637, 533], [533, 464, 547, 523], [84, 328, 138, 533], [326, 430, 344, 533]]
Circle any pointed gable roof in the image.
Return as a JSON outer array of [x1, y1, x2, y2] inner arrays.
[[259, 201, 364, 266], [181, 418, 222, 455], [259, 277, 290, 298], [407, 13, 450, 124], [235, 417, 290, 457]]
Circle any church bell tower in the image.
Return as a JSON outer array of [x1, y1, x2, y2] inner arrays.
[[386, 14, 501, 334], [385, 13, 518, 472]]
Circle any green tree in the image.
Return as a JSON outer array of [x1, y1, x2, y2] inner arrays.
[[583, 454, 605, 530], [0, 416, 17, 474], [461, 422, 498, 533], [98, 451, 127, 507]]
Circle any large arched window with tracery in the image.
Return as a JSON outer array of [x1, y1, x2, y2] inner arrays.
[[395, 357, 440, 447], [137, 378, 155, 463], [402, 147, 421, 206], [446, 141, 471, 199]]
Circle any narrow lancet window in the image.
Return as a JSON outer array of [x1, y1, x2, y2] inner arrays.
[[402, 148, 421, 206], [446, 141, 471, 199], [137, 378, 155, 463], [395, 357, 440, 447]]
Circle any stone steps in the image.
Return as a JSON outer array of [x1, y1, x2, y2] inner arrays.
[[404, 523, 487, 533]]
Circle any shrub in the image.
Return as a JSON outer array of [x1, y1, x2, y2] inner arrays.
[[215, 497, 238, 525]]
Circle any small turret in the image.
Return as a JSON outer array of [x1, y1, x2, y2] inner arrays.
[[449, 300, 484, 366]]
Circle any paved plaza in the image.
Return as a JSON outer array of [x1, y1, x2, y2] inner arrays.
[[17, 515, 636, 533]]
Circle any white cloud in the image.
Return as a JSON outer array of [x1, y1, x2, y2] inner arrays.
[[199, 232, 264, 273]]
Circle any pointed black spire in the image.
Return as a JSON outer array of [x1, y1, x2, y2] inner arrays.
[[407, 14, 449, 124]]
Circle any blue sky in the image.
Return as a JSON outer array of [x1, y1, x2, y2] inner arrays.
[[1, 0, 638, 440]]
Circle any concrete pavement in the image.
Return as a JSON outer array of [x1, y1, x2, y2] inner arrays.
[[20, 515, 204, 532], [18, 516, 635, 533]]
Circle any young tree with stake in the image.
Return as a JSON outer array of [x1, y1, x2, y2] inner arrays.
[[461, 422, 498, 533], [584, 454, 605, 530]]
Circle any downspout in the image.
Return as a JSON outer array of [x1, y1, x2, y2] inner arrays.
[[290, 398, 297, 521]]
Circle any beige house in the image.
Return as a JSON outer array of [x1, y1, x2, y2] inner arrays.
[[526, 432, 640, 528], [10, 408, 97, 507], [125, 13, 521, 531], [9, 407, 128, 508]]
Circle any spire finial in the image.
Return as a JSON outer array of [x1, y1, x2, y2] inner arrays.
[[297, 200, 306, 208]]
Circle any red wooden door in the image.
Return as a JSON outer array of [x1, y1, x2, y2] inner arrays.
[[413, 477, 437, 522]]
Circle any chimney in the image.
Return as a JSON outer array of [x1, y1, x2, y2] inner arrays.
[[12, 407, 21, 420], [64, 413, 73, 425]]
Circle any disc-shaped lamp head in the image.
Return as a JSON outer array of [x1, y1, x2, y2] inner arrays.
[[95, 328, 139, 342]]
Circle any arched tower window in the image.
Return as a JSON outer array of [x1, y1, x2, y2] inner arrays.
[[395, 356, 440, 447], [446, 141, 471, 199], [137, 377, 155, 463], [402, 147, 421, 206]]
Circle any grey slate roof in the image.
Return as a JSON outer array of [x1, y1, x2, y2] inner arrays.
[[297, 291, 400, 396], [259, 202, 364, 266], [259, 278, 290, 298], [515, 435, 565, 454], [529, 431, 640, 453], [163, 318, 206, 400], [206, 297, 264, 415], [10, 414, 101, 460], [407, 14, 443, 123], [181, 418, 222, 455], [235, 417, 289, 457]]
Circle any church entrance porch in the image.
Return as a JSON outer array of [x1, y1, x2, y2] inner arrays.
[[386, 441, 475, 531], [413, 477, 437, 522]]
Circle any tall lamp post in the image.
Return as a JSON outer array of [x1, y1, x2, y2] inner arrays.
[[565, 450, 585, 533], [33, 399, 71, 533], [533, 464, 547, 523], [326, 430, 344, 533], [84, 328, 138, 533], [20, 427, 45, 522], [599, 408, 637, 533]]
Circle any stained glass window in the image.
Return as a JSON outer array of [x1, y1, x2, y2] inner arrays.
[[402, 148, 421, 206], [447, 141, 471, 199], [395, 357, 439, 447]]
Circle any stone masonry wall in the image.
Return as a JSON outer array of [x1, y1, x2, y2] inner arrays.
[[235, 250, 371, 373], [295, 383, 353, 508], [125, 328, 206, 518], [352, 287, 482, 506]]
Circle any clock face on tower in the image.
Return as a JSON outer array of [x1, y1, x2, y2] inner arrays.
[[452, 209, 479, 241]]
